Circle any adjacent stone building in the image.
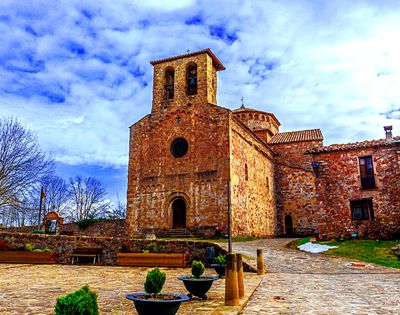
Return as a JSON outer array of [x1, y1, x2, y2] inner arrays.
[[126, 49, 400, 240]]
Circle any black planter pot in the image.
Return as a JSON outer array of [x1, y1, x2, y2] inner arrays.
[[178, 276, 218, 300], [210, 264, 226, 278], [126, 293, 189, 315]]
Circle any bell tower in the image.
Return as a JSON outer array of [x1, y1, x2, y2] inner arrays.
[[149, 48, 225, 113]]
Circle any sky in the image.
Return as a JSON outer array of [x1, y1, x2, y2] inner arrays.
[[1, 0, 399, 202]]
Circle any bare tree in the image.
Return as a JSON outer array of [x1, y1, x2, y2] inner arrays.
[[41, 174, 70, 216], [0, 117, 53, 224], [68, 175, 110, 221], [104, 193, 126, 219]]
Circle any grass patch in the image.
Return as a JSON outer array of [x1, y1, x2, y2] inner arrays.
[[286, 236, 310, 249], [320, 239, 400, 269], [292, 237, 400, 269]]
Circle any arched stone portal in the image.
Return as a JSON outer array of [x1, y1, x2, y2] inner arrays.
[[172, 198, 186, 228]]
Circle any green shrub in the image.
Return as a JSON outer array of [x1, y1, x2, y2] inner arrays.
[[76, 218, 98, 229], [191, 260, 205, 278], [148, 242, 164, 253], [32, 230, 46, 234], [144, 268, 166, 296], [25, 243, 36, 252], [215, 255, 226, 265], [55, 285, 98, 315]]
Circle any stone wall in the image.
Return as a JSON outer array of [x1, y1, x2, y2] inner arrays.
[[0, 226, 36, 233], [0, 232, 241, 268], [151, 52, 218, 113], [311, 144, 400, 240], [126, 103, 231, 237], [232, 108, 280, 143], [60, 219, 126, 237], [270, 140, 322, 236], [229, 118, 277, 237], [0, 219, 126, 237]]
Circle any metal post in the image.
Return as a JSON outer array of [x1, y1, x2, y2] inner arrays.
[[227, 180, 232, 253], [37, 186, 44, 230]]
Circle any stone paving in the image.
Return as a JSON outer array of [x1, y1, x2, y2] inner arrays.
[[0, 264, 261, 315], [1, 239, 399, 314], [228, 239, 400, 315]]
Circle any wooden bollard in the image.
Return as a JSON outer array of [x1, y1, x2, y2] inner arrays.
[[236, 253, 245, 298], [257, 249, 265, 275], [225, 253, 239, 306]]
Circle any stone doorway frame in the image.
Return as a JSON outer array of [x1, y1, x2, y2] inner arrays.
[[164, 192, 191, 229]]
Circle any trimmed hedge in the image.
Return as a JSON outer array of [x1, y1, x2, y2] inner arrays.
[[55, 285, 98, 315]]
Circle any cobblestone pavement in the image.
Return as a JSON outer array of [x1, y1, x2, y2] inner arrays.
[[0, 264, 261, 315], [225, 239, 400, 315]]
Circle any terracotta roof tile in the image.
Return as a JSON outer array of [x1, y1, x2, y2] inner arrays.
[[269, 129, 323, 144], [150, 48, 225, 71], [308, 136, 400, 153]]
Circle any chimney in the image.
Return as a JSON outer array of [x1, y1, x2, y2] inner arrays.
[[384, 125, 393, 141]]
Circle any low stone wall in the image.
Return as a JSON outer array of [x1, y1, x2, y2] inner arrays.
[[59, 219, 126, 237], [0, 219, 126, 238], [0, 226, 37, 233], [0, 232, 257, 271]]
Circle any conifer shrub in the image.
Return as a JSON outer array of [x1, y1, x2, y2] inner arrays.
[[191, 260, 205, 278], [55, 285, 98, 315], [144, 268, 166, 296], [215, 255, 226, 266]]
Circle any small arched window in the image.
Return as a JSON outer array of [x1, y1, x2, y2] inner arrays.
[[245, 164, 248, 181], [164, 68, 174, 100], [186, 63, 197, 95]]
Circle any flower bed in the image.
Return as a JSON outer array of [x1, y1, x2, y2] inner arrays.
[[117, 253, 190, 267], [0, 251, 57, 264]]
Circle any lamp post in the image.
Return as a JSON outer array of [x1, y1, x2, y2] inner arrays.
[[227, 180, 232, 253]]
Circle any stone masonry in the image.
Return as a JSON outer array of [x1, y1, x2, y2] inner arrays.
[[126, 49, 278, 238], [309, 139, 400, 239], [126, 49, 400, 240]]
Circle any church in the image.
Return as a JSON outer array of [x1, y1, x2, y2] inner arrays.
[[126, 49, 400, 240]]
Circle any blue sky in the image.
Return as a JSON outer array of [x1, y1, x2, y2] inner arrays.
[[1, 0, 399, 202]]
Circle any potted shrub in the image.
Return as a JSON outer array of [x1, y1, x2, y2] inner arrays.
[[178, 260, 218, 300], [126, 268, 189, 315], [210, 255, 226, 278]]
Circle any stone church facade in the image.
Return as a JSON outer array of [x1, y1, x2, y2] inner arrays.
[[126, 49, 400, 240]]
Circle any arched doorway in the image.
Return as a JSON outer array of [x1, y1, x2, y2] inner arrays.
[[172, 198, 186, 228], [285, 214, 293, 236]]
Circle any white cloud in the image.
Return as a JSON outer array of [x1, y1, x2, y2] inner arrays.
[[1, 0, 400, 174]]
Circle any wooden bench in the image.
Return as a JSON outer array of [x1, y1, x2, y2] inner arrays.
[[71, 247, 102, 264], [117, 253, 190, 267]]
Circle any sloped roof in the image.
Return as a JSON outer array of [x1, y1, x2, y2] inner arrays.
[[308, 136, 400, 153], [150, 48, 225, 71], [269, 129, 323, 144]]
